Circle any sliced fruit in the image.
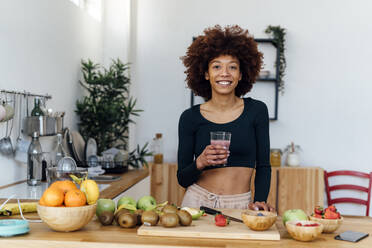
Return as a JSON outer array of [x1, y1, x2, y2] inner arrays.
[[181, 207, 204, 220]]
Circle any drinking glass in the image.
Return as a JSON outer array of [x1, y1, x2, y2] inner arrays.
[[210, 131, 231, 166]]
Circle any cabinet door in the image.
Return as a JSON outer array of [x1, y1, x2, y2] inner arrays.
[[150, 163, 185, 206], [250, 167, 278, 209], [277, 167, 324, 215]]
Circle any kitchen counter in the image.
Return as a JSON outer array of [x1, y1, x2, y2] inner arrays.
[[0, 216, 371, 248], [0, 168, 149, 202]]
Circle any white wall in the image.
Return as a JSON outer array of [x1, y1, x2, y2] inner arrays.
[[0, 0, 103, 185], [130, 0, 372, 215]]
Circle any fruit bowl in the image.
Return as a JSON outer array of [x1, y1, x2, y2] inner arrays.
[[37, 203, 96, 232], [309, 216, 343, 233], [286, 220, 323, 241], [241, 210, 277, 231]]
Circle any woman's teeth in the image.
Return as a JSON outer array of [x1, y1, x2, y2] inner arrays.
[[217, 81, 231, 85]]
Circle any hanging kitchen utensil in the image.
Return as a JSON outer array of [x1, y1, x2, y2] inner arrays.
[[14, 95, 30, 163], [0, 94, 15, 156]]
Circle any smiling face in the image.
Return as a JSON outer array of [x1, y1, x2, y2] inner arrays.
[[205, 54, 242, 98]]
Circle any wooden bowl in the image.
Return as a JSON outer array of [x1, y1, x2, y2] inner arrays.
[[37, 204, 96, 232], [309, 216, 343, 233], [241, 210, 277, 231], [286, 220, 323, 241]]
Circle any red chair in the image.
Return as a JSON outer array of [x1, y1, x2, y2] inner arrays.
[[324, 170, 372, 216]]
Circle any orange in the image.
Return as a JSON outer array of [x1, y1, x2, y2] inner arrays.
[[42, 187, 64, 207], [39, 196, 46, 206], [64, 189, 87, 207], [50, 180, 77, 194]]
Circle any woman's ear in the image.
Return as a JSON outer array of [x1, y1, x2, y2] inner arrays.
[[239, 72, 242, 81], [205, 72, 210, 80]]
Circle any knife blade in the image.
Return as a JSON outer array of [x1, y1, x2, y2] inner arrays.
[[200, 206, 243, 223]]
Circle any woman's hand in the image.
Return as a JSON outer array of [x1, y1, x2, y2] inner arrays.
[[248, 201, 275, 212], [196, 145, 229, 170]]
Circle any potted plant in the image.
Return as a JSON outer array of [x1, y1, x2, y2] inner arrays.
[[75, 59, 151, 168], [265, 25, 286, 94]]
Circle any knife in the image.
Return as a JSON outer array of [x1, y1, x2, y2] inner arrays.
[[200, 206, 243, 223]]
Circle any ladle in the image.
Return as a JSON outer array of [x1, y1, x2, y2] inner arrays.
[[0, 95, 15, 156], [15, 95, 30, 162]]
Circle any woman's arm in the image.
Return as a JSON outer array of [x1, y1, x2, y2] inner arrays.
[[253, 102, 271, 202], [177, 110, 202, 188]]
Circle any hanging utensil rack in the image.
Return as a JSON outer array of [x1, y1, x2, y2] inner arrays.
[[0, 89, 52, 100]]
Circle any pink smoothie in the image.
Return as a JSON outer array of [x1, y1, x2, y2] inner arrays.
[[211, 140, 231, 149]]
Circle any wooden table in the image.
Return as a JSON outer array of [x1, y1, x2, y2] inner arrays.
[[0, 216, 371, 248]]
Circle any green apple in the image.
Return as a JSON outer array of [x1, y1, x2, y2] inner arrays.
[[137, 195, 157, 211], [96, 199, 116, 217], [282, 209, 308, 225], [117, 196, 136, 209]]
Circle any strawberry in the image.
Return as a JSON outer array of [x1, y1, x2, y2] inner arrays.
[[324, 209, 339, 219], [314, 206, 324, 215], [296, 223, 302, 226], [327, 205, 337, 212], [314, 213, 323, 219], [214, 214, 229, 227]]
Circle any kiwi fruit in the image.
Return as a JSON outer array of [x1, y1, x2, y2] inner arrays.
[[141, 210, 159, 226], [98, 211, 114, 226], [160, 213, 179, 228], [115, 208, 131, 222], [117, 213, 137, 228], [177, 210, 192, 226], [135, 209, 144, 225], [162, 204, 178, 214]]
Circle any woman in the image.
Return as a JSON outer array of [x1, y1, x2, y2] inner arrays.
[[177, 25, 274, 211]]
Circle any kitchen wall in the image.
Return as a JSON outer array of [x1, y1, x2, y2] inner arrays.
[[0, 0, 103, 185], [129, 0, 372, 215]]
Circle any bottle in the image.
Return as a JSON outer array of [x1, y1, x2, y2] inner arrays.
[[152, 133, 163, 164], [31, 97, 44, 116], [27, 132, 43, 186], [53, 133, 65, 166]]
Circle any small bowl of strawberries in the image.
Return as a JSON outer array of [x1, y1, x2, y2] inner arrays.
[[309, 205, 343, 233], [286, 220, 323, 241]]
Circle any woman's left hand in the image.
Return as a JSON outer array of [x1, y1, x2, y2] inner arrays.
[[248, 201, 275, 212]]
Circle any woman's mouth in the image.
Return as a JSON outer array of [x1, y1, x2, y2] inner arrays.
[[217, 81, 232, 86]]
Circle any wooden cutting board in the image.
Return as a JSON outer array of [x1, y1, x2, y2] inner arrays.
[[137, 209, 280, 241]]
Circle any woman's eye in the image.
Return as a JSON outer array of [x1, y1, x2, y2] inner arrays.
[[230, 65, 238, 70], [212, 65, 220, 69]]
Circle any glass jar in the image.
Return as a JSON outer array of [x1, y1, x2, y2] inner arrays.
[[270, 149, 282, 167], [152, 133, 163, 164]]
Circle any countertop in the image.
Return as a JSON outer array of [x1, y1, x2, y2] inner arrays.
[[0, 216, 371, 248], [0, 168, 149, 202]]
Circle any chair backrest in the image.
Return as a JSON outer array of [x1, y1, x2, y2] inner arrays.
[[324, 170, 372, 216]]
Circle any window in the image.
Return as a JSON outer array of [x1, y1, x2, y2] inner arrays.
[[69, 0, 102, 22]]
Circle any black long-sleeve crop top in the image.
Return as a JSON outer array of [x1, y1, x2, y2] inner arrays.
[[177, 97, 271, 202]]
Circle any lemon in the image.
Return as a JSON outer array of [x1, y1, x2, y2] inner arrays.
[[80, 179, 100, 205]]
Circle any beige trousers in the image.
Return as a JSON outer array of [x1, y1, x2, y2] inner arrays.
[[181, 184, 252, 209]]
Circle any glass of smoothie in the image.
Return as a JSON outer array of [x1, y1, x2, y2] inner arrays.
[[210, 131, 231, 166]]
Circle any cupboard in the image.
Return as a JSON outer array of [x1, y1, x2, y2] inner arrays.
[[150, 164, 323, 215]]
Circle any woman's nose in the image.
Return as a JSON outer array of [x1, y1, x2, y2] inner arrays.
[[220, 66, 230, 76]]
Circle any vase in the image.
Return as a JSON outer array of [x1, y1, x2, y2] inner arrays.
[[286, 152, 300, 167]]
